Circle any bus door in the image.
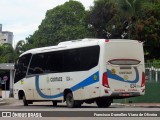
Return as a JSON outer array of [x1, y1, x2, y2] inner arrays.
[[34, 75, 51, 100]]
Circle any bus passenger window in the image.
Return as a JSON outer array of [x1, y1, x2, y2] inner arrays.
[[28, 54, 47, 75], [14, 53, 32, 83]]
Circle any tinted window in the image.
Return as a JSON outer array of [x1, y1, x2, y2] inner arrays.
[[14, 53, 31, 83], [28, 54, 47, 75], [63, 49, 80, 72], [46, 52, 63, 73], [80, 46, 100, 70], [27, 45, 100, 75]]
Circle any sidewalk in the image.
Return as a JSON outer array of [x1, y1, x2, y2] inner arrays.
[[0, 98, 17, 105], [0, 98, 6, 105], [0, 98, 21, 106], [112, 102, 160, 108], [124, 103, 160, 108]]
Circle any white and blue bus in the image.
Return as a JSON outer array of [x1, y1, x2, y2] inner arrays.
[[14, 39, 145, 108]]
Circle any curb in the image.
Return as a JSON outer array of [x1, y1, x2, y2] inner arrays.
[[0, 98, 6, 105], [113, 103, 160, 107], [0, 102, 6, 105], [112, 103, 126, 106]]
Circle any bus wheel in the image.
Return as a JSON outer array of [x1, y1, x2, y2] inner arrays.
[[52, 101, 57, 106], [23, 94, 28, 106], [96, 98, 112, 108], [66, 93, 82, 108], [66, 93, 75, 108]]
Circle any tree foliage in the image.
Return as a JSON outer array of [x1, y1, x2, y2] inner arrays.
[[0, 43, 15, 63], [118, 0, 144, 17], [135, 3, 160, 59], [1, 0, 160, 63], [87, 0, 122, 38], [26, 0, 90, 48]]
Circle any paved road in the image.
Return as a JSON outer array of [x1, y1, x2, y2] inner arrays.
[[1, 99, 160, 120], [1, 98, 160, 110]]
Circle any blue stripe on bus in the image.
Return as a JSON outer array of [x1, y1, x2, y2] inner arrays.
[[35, 71, 99, 99], [35, 75, 63, 99], [107, 67, 139, 83]]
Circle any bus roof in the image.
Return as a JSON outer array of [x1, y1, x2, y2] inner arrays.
[[20, 38, 140, 57]]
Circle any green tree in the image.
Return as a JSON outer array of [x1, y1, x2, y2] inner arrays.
[[118, 0, 144, 39], [0, 45, 4, 63], [87, 0, 122, 38], [136, 2, 160, 59], [28, 0, 90, 48], [17, 0, 160, 60], [15, 40, 26, 58], [118, 0, 144, 17], [0, 43, 15, 63]]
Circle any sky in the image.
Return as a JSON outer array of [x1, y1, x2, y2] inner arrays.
[[0, 0, 94, 47]]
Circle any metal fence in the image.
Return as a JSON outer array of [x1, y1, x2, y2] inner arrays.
[[145, 63, 160, 83]]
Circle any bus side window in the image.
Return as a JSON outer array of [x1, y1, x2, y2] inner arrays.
[[63, 49, 80, 72], [28, 54, 47, 75], [80, 46, 100, 71], [45, 52, 63, 73], [14, 53, 32, 83]]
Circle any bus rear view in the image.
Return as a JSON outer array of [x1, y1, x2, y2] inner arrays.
[[102, 39, 145, 99]]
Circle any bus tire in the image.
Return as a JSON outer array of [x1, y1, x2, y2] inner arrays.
[[66, 93, 75, 108], [52, 101, 57, 106], [96, 98, 112, 108], [23, 94, 28, 106], [66, 93, 82, 108]]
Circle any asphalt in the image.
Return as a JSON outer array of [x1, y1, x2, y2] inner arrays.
[[1, 98, 160, 108]]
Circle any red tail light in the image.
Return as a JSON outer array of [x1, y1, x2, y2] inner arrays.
[[102, 72, 110, 88], [141, 72, 145, 87]]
